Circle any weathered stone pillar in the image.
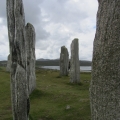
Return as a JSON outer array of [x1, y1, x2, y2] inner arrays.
[[70, 38, 80, 83], [6, 54, 11, 72], [90, 0, 120, 119], [60, 46, 69, 76], [25, 23, 36, 95], [6, 0, 28, 119]]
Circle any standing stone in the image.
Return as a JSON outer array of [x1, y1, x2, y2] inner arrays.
[[25, 23, 36, 95], [6, 54, 11, 72], [70, 38, 80, 83], [6, 0, 28, 119], [60, 46, 69, 76], [90, 0, 120, 119]]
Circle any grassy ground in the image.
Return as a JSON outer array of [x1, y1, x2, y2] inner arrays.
[[0, 67, 12, 120], [0, 67, 91, 120]]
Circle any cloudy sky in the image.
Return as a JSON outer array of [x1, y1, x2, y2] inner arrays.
[[0, 0, 98, 61]]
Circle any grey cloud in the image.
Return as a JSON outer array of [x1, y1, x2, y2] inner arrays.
[[35, 25, 50, 41], [40, 0, 88, 24], [23, 0, 43, 24], [0, 1, 6, 19], [0, 0, 98, 61], [23, 0, 50, 41], [36, 40, 50, 50], [0, 42, 5, 46], [0, 1, 7, 26]]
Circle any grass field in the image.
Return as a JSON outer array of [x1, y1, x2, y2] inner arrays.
[[0, 67, 91, 120]]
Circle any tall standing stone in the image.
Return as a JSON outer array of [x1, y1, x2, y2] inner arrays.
[[6, 0, 28, 119], [70, 38, 80, 83], [60, 46, 69, 76], [6, 54, 11, 72], [90, 0, 120, 119], [25, 23, 36, 94]]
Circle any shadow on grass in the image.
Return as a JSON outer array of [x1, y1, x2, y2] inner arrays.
[[66, 81, 90, 91], [29, 114, 54, 120], [56, 75, 61, 78], [30, 89, 51, 100], [56, 75, 69, 79], [29, 115, 34, 120], [0, 67, 2, 70], [66, 82, 83, 86]]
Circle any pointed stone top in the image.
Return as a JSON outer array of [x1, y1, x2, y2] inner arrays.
[[26, 23, 35, 31], [73, 38, 79, 41], [61, 46, 66, 48], [61, 46, 68, 53]]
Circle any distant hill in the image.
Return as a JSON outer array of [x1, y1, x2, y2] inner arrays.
[[37, 58, 50, 61], [36, 59, 91, 66], [0, 59, 91, 67], [0, 61, 7, 67]]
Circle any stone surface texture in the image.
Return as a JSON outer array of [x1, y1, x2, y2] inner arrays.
[[25, 23, 36, 95], [6, 0, 28, 119], [60, 46, 69, 76], [70, 38, 80, 83], [90, 0, 120, 119], [6, 54, 11, 72]]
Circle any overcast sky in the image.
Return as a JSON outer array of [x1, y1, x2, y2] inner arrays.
[[0, 0, 98, 61]]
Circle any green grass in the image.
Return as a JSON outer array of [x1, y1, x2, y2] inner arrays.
[[0, 67, 12, 120], [0, 67, 91, 120]]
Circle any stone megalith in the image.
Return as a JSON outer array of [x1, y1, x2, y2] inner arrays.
[[90, 0, 120, 120], [60, 46, 69, 76], [70, 38, 80, 83], [6, 54, 11, 72], [25, 23, 36, 95], [6, 0, 29, 119]]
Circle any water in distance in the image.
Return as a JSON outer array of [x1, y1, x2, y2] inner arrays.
[[40, 66, 91, 72]]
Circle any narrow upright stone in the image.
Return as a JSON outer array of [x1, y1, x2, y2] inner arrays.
[[90, 0, 120, 119], [70, 38, 80, 83], [60, 46, 69, 76], [6, 0, 28, 119], [6, 54, 11, 72], [25, 23, 36, 95]]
